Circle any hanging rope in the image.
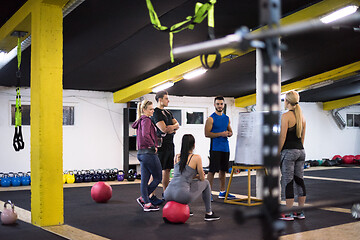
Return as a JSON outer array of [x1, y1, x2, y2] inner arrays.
[[13, 37, 25, 151], [146, 0, 217, 63]]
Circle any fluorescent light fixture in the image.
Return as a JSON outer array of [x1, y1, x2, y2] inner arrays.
[[152, 81, 174, 93], [183, 68, 207, 79], [308, 80, 334, 90], [320, 5, 359, 24], [0, 51, 6, 61]]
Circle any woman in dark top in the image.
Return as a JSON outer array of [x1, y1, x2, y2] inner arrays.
[[279, 90, 307, 221], [132, 100, 162, 212]]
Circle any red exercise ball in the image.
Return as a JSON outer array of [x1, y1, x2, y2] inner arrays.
[[332, 155, 342, 160], [343, 155, 354, 164], [163, 201, 190, 224], [355, 155, 360, 160], [91, 182, 112, 203]]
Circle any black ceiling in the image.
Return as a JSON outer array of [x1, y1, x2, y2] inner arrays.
[[0, 0, 359, 103]]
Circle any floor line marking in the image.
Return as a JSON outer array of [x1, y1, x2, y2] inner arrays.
[[304, 175, 360, 184], [280, 221, 360, 240]]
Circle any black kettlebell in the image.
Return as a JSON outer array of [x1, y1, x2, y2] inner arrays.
[[99, 169, 108, 181], [127, 169, 136, 182], [83, 170, 92, 182], [91, 169, 100, 182], [108, 169, 116, 181]]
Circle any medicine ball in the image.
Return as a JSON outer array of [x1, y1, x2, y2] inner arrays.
[[91, 182, 112, 203], [163, 201, 190, 224]]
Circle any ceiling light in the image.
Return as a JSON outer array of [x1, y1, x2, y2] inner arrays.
[[0, 51, 6, 61], [307, 80, 334, 90], [183, 68, 207, 79], [320, 5, 359, 24], [152, 81, 174, 93]]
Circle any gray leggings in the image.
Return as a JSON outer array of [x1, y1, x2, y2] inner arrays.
[[280, 149, 306, 199], [164, 179, 212, 213]]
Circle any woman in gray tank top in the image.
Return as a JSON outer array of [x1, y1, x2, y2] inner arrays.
[[164, 134, 220, 221]]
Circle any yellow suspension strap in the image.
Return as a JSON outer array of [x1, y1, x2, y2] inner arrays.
[[12, 31, 27, 151], [199, 2, 221, 69], [146, 0, 216, 62]]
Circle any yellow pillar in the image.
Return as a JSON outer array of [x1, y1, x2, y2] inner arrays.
[[30, 1, 65, 226]]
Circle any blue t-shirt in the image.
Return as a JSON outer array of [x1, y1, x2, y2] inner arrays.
[[210, 112, 230, 152]]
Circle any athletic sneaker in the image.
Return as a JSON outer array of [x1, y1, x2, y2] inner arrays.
[[136, 197, 145, 208], [218, 191, 236, 199], [190, 211, 194, 217], [143, 203, 160, 212], [204, 212, 220, 221], [279, 213, 294, 221], [293, 211, 305, 220], [150, 195, 164, 206]]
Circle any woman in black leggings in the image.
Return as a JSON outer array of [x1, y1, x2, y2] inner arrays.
[[279, 90, 306, 221]]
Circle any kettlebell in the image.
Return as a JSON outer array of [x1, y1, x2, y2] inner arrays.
[[8, 172, 14, 185], [74, 171, 84, 183], [91, 169, 100, 182], [127, 169, 136, 182], [26, 171, 31, 185], [63, 170, 68, 184], [67, 171, 75, 184], [1, 174, 11, 187], [99, 169, 108, 181], [11, 173, 21, 187], [83, 170, 92, 182], [21, 172, 30, 186], [1, 200, 17, 225], [117, 170, 124, 181]]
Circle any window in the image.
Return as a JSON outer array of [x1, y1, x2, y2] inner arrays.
[[346, 113, 360, 127], [186, 112, 204, 124], [63, 106, 75, 125], [11, 104, 75, 126], [170, 109, 182, 126]]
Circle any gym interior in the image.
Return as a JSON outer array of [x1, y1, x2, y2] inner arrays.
[[0, 0, 359, 239]]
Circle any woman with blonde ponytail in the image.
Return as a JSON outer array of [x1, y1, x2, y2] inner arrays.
[[132, 100, 162, 212], [279, 90, 307, 221]]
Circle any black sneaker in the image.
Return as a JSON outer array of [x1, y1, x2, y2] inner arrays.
[[136, 197, 145, 209], [190, 211, 194, 217], [144, 203, 160, 212], [150, 195, 164, 206], [204, 212, 220, 221]]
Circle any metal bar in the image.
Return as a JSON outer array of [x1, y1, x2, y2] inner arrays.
[[173, 13, 360, 58]]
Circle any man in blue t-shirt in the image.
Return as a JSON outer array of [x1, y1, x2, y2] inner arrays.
[[205, 96, 236, 200]]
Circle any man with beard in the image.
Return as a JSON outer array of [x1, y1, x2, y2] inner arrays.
[[205, 96, 236, 200]]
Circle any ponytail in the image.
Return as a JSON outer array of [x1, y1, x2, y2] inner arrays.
[[285, 90, 303, 138], [294, 104, 303, 138], [179, 134, 195, 173], [136, 100, 153, 120]]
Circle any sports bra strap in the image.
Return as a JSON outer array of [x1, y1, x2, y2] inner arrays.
[[187, 154, 194, 165]]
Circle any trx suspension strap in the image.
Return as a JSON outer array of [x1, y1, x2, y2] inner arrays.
[[146, 0, 217, 63], [200, 3, 221, 70], [12, 32, 26, 151]]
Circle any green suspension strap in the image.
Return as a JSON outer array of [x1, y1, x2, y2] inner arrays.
[[200, 1, 221, 69], [146, 0, 217, 63], [13, 37, 25, 151]]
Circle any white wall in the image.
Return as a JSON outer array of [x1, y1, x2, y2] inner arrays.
[[0, 87, 125, 173], [1, 85, 359, 173], [300, 103, 360, 160]]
